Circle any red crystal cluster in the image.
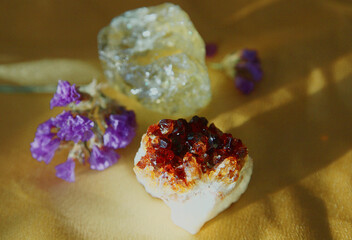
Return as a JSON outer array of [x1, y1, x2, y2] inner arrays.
[[136, 116, 248, 183]]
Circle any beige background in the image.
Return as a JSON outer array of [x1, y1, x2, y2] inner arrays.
[[1, 0, 352, 239]]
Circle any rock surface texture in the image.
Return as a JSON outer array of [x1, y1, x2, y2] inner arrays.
[[98, 3, 211, 116]]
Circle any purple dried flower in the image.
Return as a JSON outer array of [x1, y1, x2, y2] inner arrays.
[[206, 43, 218, 57], [35, 119, 55, 136], [89, 146, 119, 171], [55, 111, 94, 143], [103, 110, 136, 149], [233, 49, 263, 94], [31, 79, 137, 182], [52, 111, 72, 127], [30, 119, 60, 164], [235, 76, 255, 95], [241, 49, 259, 62], [236, 62, 263, 82], [50, 80, 81, 109], [30, 135, 61, 164], [55, 159, 75, 182]]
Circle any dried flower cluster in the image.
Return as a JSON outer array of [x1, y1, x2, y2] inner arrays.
[[30, 80, 137, 182], [234, 49, 263, 94], [208, 47, 263, 94]]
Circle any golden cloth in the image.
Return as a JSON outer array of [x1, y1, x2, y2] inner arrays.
[[1, 0, 352, 239]]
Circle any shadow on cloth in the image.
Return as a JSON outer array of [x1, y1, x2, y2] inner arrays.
[[206, 64, 352, 237]]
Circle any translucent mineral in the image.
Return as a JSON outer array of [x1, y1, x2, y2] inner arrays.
[[98, 3, 211, 116]]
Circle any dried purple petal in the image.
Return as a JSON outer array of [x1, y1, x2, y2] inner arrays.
[[30, 135, 60, 164], [35, 119, 55, 136], [206, 43, 218, 57], [55, 159, 75, 182], [52, 111, 72, 127], [30, 119, 60, 164], [89, 146, 119, 171], [240, 49, 259, 62], [235, 76, 255, 95], [233, 49, 263, 94], [50, 80, 81, 109], [103, 110, 136, 149], [236, 62, 263, 82], [56, 112, 94, 143]]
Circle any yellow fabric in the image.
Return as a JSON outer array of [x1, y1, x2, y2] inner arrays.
[[1, 0, 352, 239]]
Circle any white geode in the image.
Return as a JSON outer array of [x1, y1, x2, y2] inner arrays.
[[98, 3, 211, 116]]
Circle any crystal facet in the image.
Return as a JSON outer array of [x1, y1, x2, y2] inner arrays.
[[98, 3, 211, 116]]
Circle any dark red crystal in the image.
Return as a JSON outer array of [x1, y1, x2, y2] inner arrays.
[[137, 116, 248, 182]]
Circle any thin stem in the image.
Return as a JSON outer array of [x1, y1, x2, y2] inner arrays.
[[0, 85, 56, 93]]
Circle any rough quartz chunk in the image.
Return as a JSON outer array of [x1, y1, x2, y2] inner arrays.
[[98, 3, 211, 116]]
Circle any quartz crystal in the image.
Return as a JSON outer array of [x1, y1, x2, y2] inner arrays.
[[98, 3, 211, 116]]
